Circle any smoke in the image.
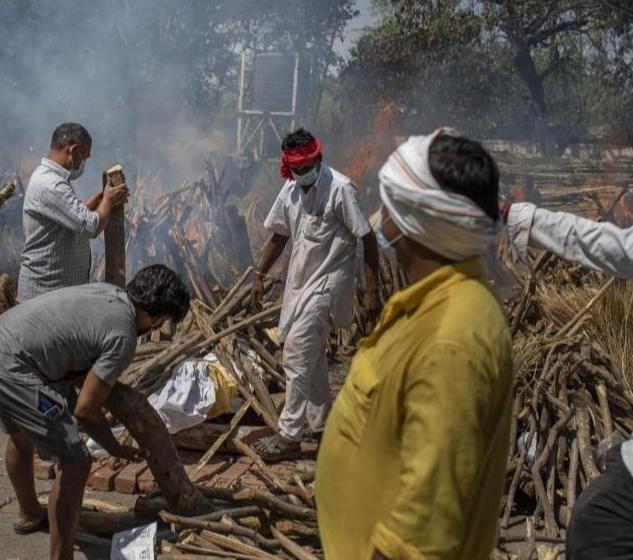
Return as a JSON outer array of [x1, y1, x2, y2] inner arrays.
[[0, 0, 241, 198]]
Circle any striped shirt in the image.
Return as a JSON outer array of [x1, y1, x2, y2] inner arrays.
[[17, 158, 100, 301]]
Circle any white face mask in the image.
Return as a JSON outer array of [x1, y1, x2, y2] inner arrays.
[[69, 159, 85, 181], [68, 148, 86, 181], [292, 164, 320, 187]]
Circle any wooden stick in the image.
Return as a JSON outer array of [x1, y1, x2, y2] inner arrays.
[[271, 527, 320, 560], [195, 399, 252, 471], [159, 511, 279, 551], [555, 277, 616, 338], [230, 488, 317, 521], [566, 437, 579, 523], [198, 530, 278, 560], [596, 382, 614, 438], [574, 397, 601, 482], [195, 305, 283, 353]]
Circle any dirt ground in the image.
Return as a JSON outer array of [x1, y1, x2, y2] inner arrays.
[[0, 431, 138, 560]]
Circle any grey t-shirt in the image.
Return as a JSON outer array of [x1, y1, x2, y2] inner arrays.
[[0, 283, 137, 386]]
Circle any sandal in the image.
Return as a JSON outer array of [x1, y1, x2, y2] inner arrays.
[[14, 513, 49, 535], [253, 433, 302, 462]]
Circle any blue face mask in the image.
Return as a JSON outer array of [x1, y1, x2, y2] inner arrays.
[[376, 211, 403, 267], [292, 164, 320, 187]]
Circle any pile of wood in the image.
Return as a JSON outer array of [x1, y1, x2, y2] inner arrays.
[[155, 482, 321, 559], [121, 266, 284, 433], [496, 252, 633, 559], [92, 157, 254, 289]]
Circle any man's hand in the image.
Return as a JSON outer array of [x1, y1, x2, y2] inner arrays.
[[500, 200, 512, 225], [363, 281, 382, 334], [103, 183, 129, 208], [251, 276, 265, 310], [114, 444, 147, 461]]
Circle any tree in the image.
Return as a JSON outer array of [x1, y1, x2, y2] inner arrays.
[[337, 0, 633, 151]]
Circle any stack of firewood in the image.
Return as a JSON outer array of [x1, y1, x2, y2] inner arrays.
[[496, 252, 633, 559]]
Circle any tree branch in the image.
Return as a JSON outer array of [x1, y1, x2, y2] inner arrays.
[[527, 18, 589, 47]]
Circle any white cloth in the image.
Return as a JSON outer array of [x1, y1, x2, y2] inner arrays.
[[147, 360, 216, 434], [278, 291, 332, 441], [378, 129, 499, 260], [507, 202, 633, 278], [265, 165, 371, 341]]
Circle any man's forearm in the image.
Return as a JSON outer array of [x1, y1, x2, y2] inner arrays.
[[256, 233, 289, 274], [362, 231, 380, 289], [93, 198, 115, 236], [84, 191, 103, 211], [76, 409, 120, 455]]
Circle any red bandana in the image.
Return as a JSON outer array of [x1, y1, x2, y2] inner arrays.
[[280, 138, 322, 179]]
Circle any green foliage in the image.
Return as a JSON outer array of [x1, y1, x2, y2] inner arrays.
[[338, 0, 633, 147]]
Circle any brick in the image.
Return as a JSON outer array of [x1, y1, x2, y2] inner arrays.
[[210, 458, 253, 489], [187, 458, 228, 485], [34, 458, 55, 480], [137, 468, 158, 494], [114, 462, 148, 494], [87, 463, 124, 492]]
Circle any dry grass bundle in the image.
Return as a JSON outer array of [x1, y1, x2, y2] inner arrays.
[[538, 276, 633, 391]]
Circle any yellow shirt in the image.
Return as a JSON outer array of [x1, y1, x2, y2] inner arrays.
[[316, 258, 513, 560]]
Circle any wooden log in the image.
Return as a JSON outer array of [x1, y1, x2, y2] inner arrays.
[[199, 530, 278, 560], [272, 527, 320, 560], [234, 349, 278, 423], [574, 396, 601, 482], [231, 488, 317, 522], [105, 382, 207, 515], [530, 406, 573, 537], [566, 437, 579, 524], [196, 506, 261, 522], [104, 165, 127, 287], [174, 424, 272, 453], [0, 180, 16, 209], [596, 382, 614, 438], [160, 510, 279, 551], [195, 399, 252, 472]]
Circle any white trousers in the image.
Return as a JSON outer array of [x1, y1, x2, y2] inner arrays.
[[278, 293, 332, 441]]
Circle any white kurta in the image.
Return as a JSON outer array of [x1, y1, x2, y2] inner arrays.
[[507, 202, 633, 279], [264, 165, 371, 440], [264, 165, 372, 340]]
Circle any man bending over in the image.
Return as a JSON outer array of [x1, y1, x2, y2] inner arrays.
[[0, 264, 190, 560]]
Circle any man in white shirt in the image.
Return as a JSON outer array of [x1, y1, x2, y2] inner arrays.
[[18, 122, 128, 301], [251, 128, 381, 460], [505, 201, 633, 558]]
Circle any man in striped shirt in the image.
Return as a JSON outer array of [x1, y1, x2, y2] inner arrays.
[[17, 122, 128, 301]]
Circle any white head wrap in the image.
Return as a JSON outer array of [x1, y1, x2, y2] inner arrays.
[[378, 128, 499, 261]]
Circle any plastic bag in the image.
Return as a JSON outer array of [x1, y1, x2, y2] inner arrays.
[[111, 521, 156, 560]]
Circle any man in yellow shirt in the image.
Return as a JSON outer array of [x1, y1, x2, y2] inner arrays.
[[316, 129, 513, 560]]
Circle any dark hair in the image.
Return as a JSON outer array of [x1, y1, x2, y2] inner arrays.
[[429, 134, 499, 221], [50, 123, 92, 150], [282, 128, 315, 150], [126, 265, 190, 323]]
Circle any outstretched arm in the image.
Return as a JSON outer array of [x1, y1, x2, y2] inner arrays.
[[507, 202, 633, 278]]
